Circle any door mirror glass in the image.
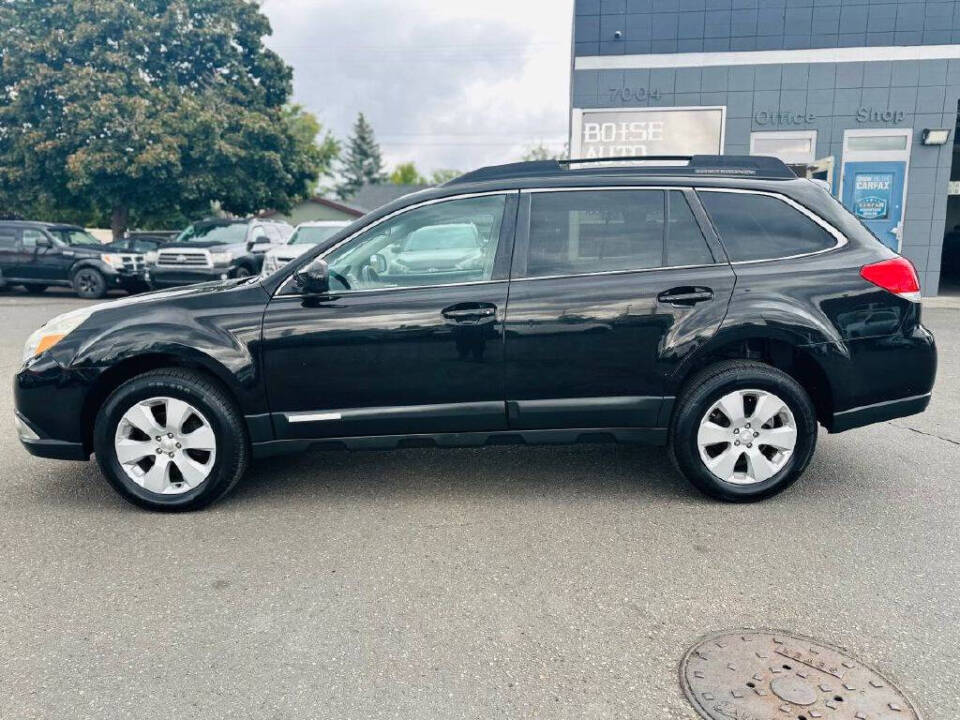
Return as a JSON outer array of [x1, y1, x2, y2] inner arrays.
[[294, 260, 331, 295]]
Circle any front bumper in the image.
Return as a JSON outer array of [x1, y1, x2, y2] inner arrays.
[[15, 411, 88, 461], [146, 267, 233, 289], [109, 270, 149, 291]]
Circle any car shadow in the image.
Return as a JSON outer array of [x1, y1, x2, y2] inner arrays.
[[225, 443, 701, 508]]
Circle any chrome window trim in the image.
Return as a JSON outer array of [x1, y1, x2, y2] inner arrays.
[[520, 185, 686, 193], [275, 190, 515, 297], [695, 187, 848, 265], [509, 263, 723, 284]]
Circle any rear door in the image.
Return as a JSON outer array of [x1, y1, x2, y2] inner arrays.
[[502, 187, 736, 430]]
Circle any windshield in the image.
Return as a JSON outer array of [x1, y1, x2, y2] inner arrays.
[[290, 226, 343, 246], [54, 229, 100, 246], [176, 223, 247, 244]]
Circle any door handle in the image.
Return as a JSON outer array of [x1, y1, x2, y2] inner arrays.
[[442, 302, 497, 323], [657, 287, 714, 306]]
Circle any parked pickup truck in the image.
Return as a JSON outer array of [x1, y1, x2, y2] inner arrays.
[[0, 221, 148, 298], [147, 218, 293, 289]]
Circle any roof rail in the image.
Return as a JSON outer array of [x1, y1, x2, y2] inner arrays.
[[445, 155, 797, 186]]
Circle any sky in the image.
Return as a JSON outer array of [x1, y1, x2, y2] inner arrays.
[[260, 0, 574, 177]]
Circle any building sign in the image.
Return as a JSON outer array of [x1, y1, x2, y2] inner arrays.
[[852, 172, 894, 220], [571, 107, 725, 159]]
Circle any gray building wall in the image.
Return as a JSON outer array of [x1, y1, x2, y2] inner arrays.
[[571, 0, 960, 295]]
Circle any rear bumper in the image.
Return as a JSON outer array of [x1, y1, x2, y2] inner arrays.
[[829, 393, 931, 433]]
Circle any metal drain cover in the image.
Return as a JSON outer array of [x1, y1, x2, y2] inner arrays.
[[681, 630, 920, 720]]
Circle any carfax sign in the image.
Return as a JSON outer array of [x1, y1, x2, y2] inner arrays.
[[571, 107, 726, 159], [852, 172, 894, 221]]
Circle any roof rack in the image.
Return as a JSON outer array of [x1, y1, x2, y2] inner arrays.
[[445, 155, 797, 186]]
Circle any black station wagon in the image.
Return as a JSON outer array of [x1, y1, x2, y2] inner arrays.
[[14, 156, 936, 511]]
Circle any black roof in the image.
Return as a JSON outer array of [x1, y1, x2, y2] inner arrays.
[[445, 155, 797, 186]]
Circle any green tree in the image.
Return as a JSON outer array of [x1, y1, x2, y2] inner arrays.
[[336, 113, 387, 200], [429, 169, 462, 184], [389, 162, 426, 185], [521, 143, 568, 162], [0, 0, 332, 238], [283, 104, 341, 197]]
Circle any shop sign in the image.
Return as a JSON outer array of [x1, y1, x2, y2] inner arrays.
[[852, 172, 894, 220], [573, 108, 725, 158], [856, 107, 906, 124]]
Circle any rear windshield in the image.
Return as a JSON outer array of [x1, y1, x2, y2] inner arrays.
[[177, 223, 247, 244], [698, 191, 837, 262]]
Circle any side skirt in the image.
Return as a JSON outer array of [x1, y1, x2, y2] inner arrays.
[[251, 427, 669, 459]]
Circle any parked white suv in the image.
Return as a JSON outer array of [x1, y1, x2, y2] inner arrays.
[[262, 221, 350, 275]]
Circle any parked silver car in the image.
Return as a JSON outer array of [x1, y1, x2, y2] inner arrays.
[[262, 221, 351, 275]]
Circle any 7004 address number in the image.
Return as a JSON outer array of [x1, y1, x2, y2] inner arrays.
[[609, 87, 663, 103]]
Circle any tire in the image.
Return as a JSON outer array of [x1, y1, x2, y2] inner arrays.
[[72, 267, 107, 299], [669, 360, 817, 502], [93, 368, 250, 512], [22, 284, 47, 294], [233, 266, 252, 279]]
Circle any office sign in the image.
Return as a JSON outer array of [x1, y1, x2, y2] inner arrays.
[[852, 172, 894, 220], [571, 107, 725, 159]]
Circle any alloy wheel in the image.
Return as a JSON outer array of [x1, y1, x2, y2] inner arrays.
[[113, 396, 217, 495], [696, 389, 797, 485]]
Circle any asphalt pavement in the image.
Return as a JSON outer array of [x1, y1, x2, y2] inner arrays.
[[0, 288, 957, 719]]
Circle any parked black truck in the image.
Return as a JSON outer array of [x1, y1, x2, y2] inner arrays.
[[0, 221, 147, 298]]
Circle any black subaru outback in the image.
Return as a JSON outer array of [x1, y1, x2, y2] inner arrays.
[[14, 156, 936, 511]]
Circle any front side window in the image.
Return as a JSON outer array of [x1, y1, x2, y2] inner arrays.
[[55, 229, 100, 246], [699, 191, 837, 262], [21, 229, 48, 249], [321, 194, 506, 292]]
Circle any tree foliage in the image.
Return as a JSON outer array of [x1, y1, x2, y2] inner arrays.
[[336, 112, 386, 200], [0, 0, 335, 237], [389, 162, 426, 185], [521, 143, 568, 162], [429, 169, 461, 185]]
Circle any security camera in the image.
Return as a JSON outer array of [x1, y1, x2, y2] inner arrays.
[[614, 30, 623, 40]]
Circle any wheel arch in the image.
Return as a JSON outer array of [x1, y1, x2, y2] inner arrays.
[[80, 352, 243, 454], [669, 332, 837, 427]]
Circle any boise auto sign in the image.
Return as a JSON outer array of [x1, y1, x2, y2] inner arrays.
[[572, 108, 726, 158]]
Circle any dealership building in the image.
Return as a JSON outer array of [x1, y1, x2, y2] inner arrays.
[[570, 0, 960, 295]]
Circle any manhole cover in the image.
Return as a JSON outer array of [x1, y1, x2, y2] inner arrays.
[[680, 630, 920, 720]]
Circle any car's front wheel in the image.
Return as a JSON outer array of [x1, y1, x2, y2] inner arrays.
[[93, 368, 249, 511], [670, 360, 817, 502], [72, 268, 107, 299]]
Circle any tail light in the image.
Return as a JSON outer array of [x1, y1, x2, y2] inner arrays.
[[860, 257, 921, 302]]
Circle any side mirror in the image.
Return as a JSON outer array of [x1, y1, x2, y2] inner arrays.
[[36, 236, 51, 248], [294, 260, 330, 295]]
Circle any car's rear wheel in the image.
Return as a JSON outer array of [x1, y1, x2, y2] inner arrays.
[[233, 266, 252, 279], [22, 284, 47, 294], [72, 268, 107, 299], [670, 360, 817, 502], [93, 368, 249, 511]]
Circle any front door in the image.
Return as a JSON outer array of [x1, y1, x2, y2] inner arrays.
[[842, 161, 906, 251], [261, 193, 518, 440], [503, 188, 736, 430]]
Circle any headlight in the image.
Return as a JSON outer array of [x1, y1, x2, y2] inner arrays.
[[210, 251, 234, 266], [144, 251, 158, 265], [22, 307, 94, 363], [100, 253, 126, 269], [263, 255, 278, 273]]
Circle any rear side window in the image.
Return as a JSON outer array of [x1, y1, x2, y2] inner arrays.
[[0, 230, 16, 249], [524, 190, 715, 278], [699, 191, 837, 262]]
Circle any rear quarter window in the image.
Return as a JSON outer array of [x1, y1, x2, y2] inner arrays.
[[698, 191, 838, 262]]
